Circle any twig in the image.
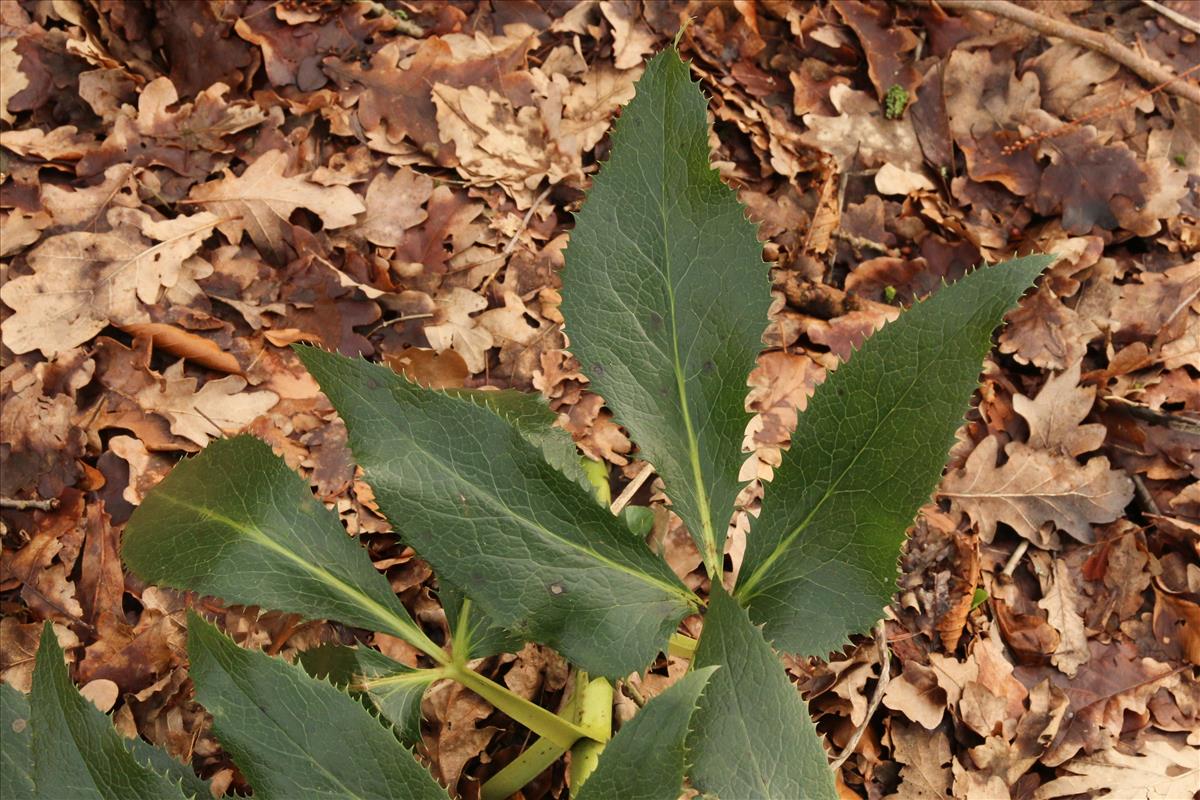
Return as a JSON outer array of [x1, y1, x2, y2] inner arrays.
[[479, 183, 556, 294], [930, 0, 1200, 106], [1131, 474, 1161, 516], [1002, 539, 1030, 576], [832, 229, 900, 258], [1142, 0, 1200, 35], [610, 462, 655, 516], [0, 497, 58, 510], [829, 620, 890, 771]]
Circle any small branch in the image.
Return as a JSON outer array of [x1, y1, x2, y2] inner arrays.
[[829, 620, 890, 771], [0, 497, 58, 511], [1002, 539, 1030, 576], [609, 462, 655, 516], [931, 0, 1200, 106], [1142, 0, 1200, 35], [478, 183, 556, 294]]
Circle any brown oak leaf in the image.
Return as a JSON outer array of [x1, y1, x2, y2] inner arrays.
[[940, 436, 1132, 547], [1, 208, 217, 357], [187, 148, 364, 261]]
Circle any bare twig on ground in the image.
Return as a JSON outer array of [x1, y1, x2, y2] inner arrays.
[[931, 0, 1200, 106], [1142, 0, 1200, 36], [829, 619, 891, 771], [610, 462, 656, 516], [0, 497, 58, 510]]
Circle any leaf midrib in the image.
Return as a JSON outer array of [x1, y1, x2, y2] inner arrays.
[[656, 70, 719, 573], [738, 304, 985, 601], [152, 492, 436, 657], [209, 659, 373, 800], [378, 432, 696, 606]]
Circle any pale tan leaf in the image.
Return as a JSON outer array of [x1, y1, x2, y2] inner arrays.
[[1012, 359, 1106, 457], [891, 721, 953, 799], [360, 168, 432, 247], [599, 0, 656, 70], [187, 149, 364, 259], [0, 38, 29, 125], [423, 287, 493, 374], [135, 361, 278, 447], [939, 437, 1133, 546], [0, 209, 217, 357], [1033, 734, 1200, 800], [1031, 551, 1091, 676]]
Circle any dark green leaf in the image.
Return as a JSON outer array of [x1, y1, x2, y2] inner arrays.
[[30, 624, 187, 800], [687, 588, 835, 800], [559, 47, 770, 572], [1, 683, 34, 800], [575, 666, 716, 800], [736, 257, 1052, 655], [298, 644, 438, 744], [186, 612, 447, 799], [439, 584, 523, 661], [123, 436, 439, 658], [296, 347, 695, 678], [125, 740, 211, 800], [445, 388, 587, 486]]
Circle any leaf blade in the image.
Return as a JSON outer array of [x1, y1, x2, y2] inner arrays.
[[186, 612, 448, 800], [686, 588, 835, 800], [559, 47, 771, 571], [736, 256, 1053, 655], [122, 436, 440, 659], [575, 666, 717, 800], [296, 347, 695, 678], [298, 644, 440, 744], [1, 683, 35, 800], [30, 624, 187, 800]]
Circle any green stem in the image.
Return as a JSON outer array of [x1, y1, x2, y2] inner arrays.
[[451, 598, 473, 667], [481, 737, 567, 800], [568, 675, 613, 795], [448, 665, 593, 749], [668, 632, 698, 660]]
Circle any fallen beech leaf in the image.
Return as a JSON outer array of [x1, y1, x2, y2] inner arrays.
[[120, 322, 241, 374], [187, 149, 364, 261], [383, 347, 469, 389], [80, 678, 119, 712], [940, 436, 1133, 546]]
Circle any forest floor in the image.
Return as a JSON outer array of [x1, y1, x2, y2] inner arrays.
[[1, 1, 1198, 798]]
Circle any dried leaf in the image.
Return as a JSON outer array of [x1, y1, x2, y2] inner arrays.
[[940, 437, 1133, 546], [187, 149, 364, 260]]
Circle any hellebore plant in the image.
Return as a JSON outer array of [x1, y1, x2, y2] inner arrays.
[[6, 45, 1051, 800]]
